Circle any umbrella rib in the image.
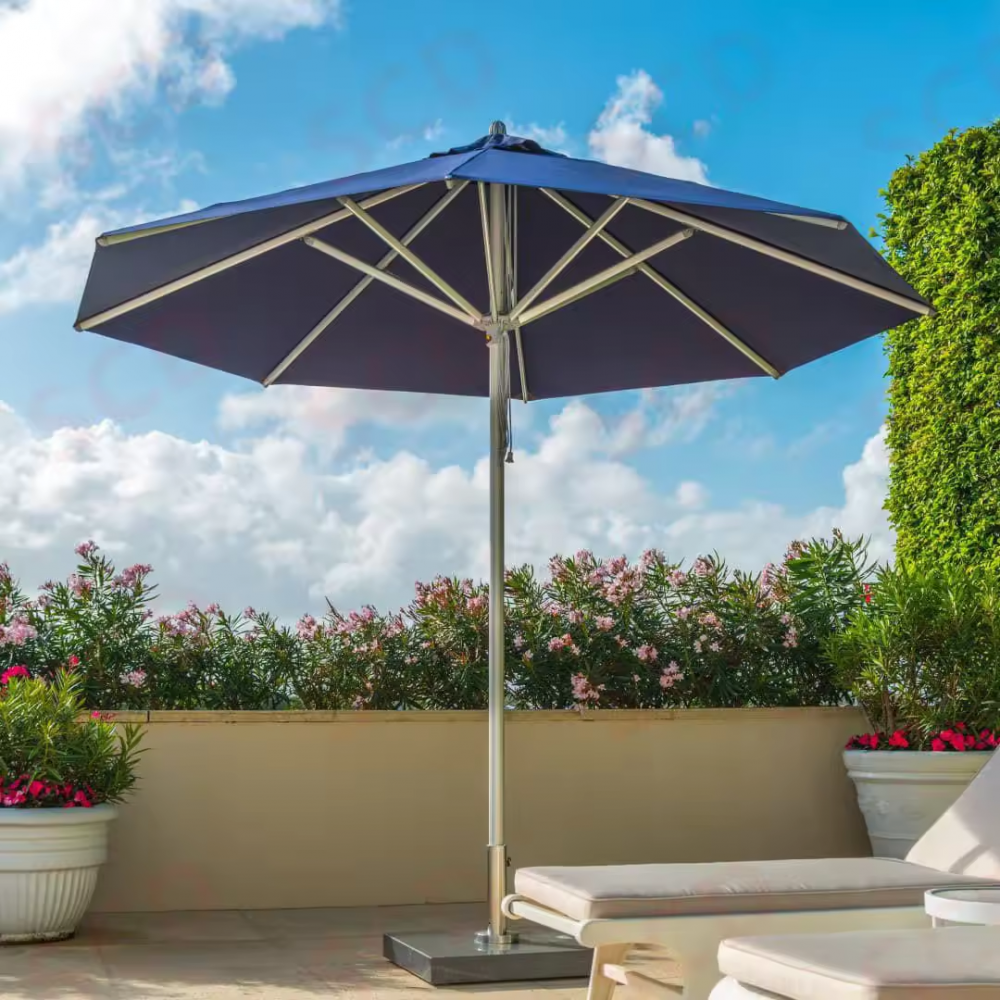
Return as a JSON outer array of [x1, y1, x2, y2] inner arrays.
[[516, 228, 694, 327], [75, 184, 424, 332], [768, 212, 847, 230], [479, 182, 498, 322], [338, 195, 482, 320], [540, 188, 781, 378], [302, 235, 482, 328], [632, 198, 933, 316], [263, 181, 470, 386], [509, 197, 629, 320]]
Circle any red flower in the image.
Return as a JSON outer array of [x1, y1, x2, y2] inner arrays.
[[27, 780, 44, 798], [863, 584, 872, 604], [888, 731, 909, 749], [949, 734, 968, 752], [931, 737, 947, 751], [0, 665, 30, 685], [67, 655, 80, 668]]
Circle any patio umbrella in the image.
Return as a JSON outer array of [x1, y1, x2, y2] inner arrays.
[[75, 121, 930, 982]]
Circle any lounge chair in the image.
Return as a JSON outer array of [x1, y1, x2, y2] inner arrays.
[[502, 747, 1000, 1000], [710, 927, 1000, 1000]]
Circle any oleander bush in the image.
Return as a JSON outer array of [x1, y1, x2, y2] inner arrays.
[[0, 533, 877, 711]]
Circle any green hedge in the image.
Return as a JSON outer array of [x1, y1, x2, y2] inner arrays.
[[880, 122, 1000, 574]]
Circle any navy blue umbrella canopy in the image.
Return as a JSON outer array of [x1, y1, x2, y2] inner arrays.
[[76, 130, 929, 401]]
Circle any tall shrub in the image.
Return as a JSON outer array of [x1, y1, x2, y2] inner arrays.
[[880, 123, 1000, 572]]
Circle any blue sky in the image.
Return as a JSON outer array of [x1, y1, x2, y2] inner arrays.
[[0, 0, 996, 616]]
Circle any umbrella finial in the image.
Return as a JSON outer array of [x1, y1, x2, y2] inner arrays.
[[489, 120, 507, 136]]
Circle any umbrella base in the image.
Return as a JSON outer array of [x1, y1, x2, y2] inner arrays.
[[383, 928, 592, 985]]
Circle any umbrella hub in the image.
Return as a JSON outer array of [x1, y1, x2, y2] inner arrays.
[[489, 120, 507, 136]]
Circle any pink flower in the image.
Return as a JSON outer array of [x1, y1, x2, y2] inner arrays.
[[121, 669, 147, 688], [594, 616, 614, 631], [760, 562, 779, 592], [660, 661, 684, 689], [0, 665, 30, 685], [700, 612, 720, 628], [669, 569, 687, 587], [513, 634, 525, 650], [692, 557, 713, 578], [0, 618, 37, 647], [709, 641, 722, 653], [635, 644, 658, 663], [676, 606, 693, 621], [75, 541, 98, 559], [297, 615, 322, 640], [566, 608, 585, 625], [574, 550, 595, 567], [116, 564, 152, 590], [466, 595, 487, 613], [570, 673, 605, 705], [639, 549, 662, 571], [243, 606, 257, 620], [780, 612, 793, 625], [608, 556, 628, 574], [615, 635, 628, 648], [67, 574, 92, 598], [204, 603, 220, 616], [548, 635, 567, 652], [784, 540, 808, 563], [782, 627, 799, 649], [549, 556, 569, 581], [523, 650, 533, 661]]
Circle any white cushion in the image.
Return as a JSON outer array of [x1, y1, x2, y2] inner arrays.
[[512, 858, 987, 920], [718, 927, 1000, 1000]]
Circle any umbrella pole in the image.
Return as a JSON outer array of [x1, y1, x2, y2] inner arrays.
[[479, 178, 516, 947]]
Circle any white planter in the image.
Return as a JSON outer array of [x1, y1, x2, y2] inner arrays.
[[0, 805, 116, 943], [843, 750, 988, 859]]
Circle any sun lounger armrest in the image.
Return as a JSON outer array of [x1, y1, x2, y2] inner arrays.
[[503, 894, 587, 940]]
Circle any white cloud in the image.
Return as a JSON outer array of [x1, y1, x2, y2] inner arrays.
[[0, 0, 342, 194], [218, 385, 482, 455], [0, 199, 197, 315], [589, 70, 708, 184], [675, 481, 709, 510], [0, 211, 109, 316], [509, 121, 571, 154], [604, 383, 733, 456], [0, 388, 893, 618]]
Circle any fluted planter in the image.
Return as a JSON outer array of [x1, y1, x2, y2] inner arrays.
[[843, 751, 988, 859], [0, 805, 116, 942]]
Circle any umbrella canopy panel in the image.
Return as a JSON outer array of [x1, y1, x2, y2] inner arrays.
[[76, 135, 929, 400]]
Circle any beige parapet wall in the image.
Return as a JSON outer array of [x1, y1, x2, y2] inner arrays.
[[91, 707, 870, 913]]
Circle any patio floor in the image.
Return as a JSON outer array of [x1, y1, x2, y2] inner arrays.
[[1, 903, 682, 1000]]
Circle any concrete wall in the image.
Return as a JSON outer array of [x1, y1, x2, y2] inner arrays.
[[92, 707, 870, 913]]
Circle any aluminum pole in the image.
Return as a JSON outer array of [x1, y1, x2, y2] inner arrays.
[[479, 170, 515, 947]]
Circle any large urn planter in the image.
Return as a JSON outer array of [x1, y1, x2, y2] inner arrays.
[[843, 750, 988, 859], [0, 805, 117, 943]]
